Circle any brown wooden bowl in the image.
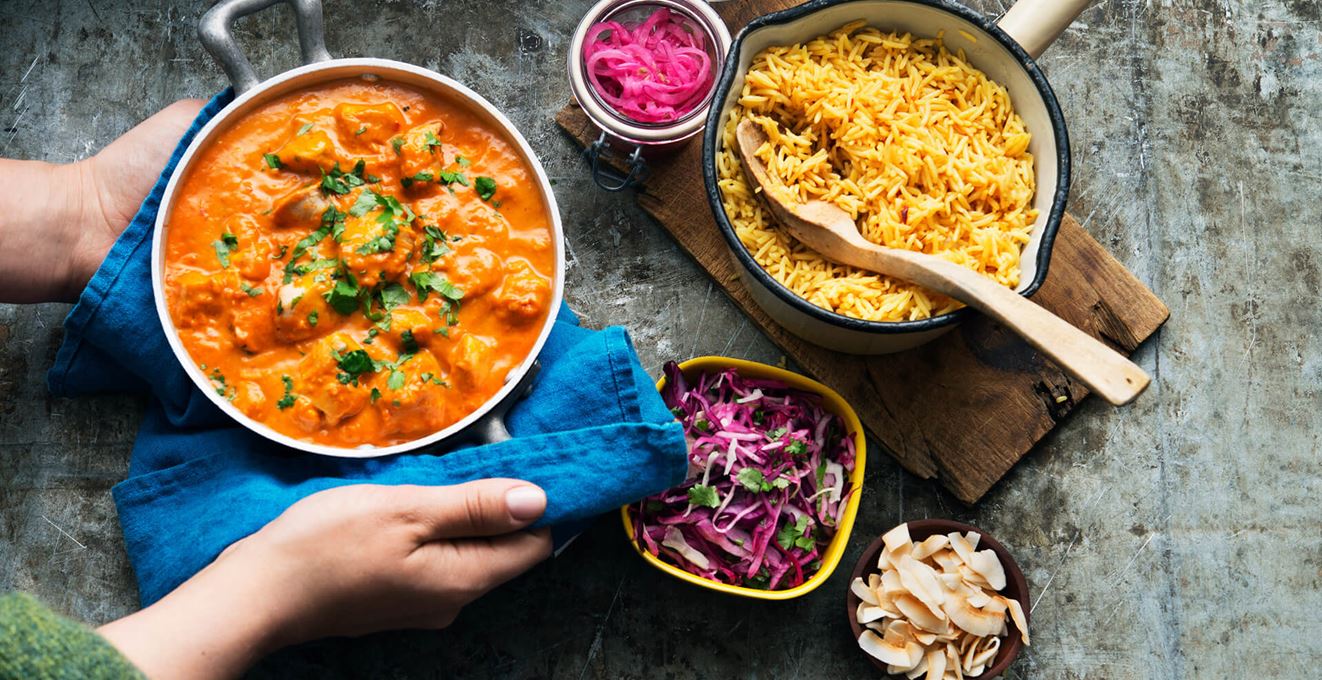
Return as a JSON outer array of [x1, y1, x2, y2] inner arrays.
[[845, 519, 1030, 678]]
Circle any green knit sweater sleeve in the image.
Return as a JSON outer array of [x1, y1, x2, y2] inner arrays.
[[0, 592, 144, 680]]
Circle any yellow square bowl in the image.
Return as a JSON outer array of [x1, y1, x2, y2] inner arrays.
[[620, 356, 867, 600]]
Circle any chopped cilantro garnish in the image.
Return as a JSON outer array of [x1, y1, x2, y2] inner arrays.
[[456, 156, 471, 167], [282, 208, 341, 282], [296, 122, 313, 136], [370, 387, 382, 403], [381, 352, 416, 391], [400, 329, 419, 354], [212, 232, 238, 268], [263, 153, 283, 169], [240, 282, 263, 297], [736, 468, 767, 492], [439, 170, 469, 187], [401, 170, 434, 189], [333, 348, 376, 385], [349, 190, 379, 217], [379, 283, 409, 311], [735, 467, 794, 493], [276, 375, 296, 410], [420, 225, 451, 263], [776, 515, 815, 551], [307, 311, 318, 327], [409, 271, 464, 303], [424, 130, 442, 152], [686, 484, 720, 508], [785, 439, 808, 456], [208, 368, 234, 400], [319, 161, 368, 195], [356, 224, 400, 255], [325, 278, 361, 315], [349, 189, 413, 255], [354, 125, 367, 136], [475, 176, 497, 201], [390, 137, 405, 154]]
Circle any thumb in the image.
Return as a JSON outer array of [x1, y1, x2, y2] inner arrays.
[[396, 479, 548, 540]]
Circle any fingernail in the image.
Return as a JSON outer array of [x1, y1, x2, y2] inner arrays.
[[506, 485, 547, 522]]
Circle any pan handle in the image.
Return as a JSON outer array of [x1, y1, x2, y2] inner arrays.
[[469, 361, 542, 445], [996, 0, 1092, 60], [199, 0, 333, 95]]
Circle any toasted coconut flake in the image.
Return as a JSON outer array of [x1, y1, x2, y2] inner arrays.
[[860, 630, 919, 669], [957, 564, 989, 588], [858, 602, 888, 624], [948, 532, 975, 564], [945, 597, 1003, 638], [852, 576, 880, 605], [969, 549, 1007, 590], [885, 618, 916, 644], [896, 594, 949, 633], [883, 523, 913, 554], [961, 633, 981, 672], [932, 549, 962, 571], [897, 554, 947, 611], [881, 569, 906, 595], [970, 635, 1001, 668], [913, 534, 950, 560], [903, 652, 928, 679], [947, 643, 964, 680], [925, 647, 947, 680], [965, 586, 993, 608], [1004, 596, 1031, 645]]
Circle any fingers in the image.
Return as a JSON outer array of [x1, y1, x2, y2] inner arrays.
[[392, 479, 548, 541], [426, 528, 554, 594]]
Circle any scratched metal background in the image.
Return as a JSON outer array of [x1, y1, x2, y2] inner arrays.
[[1, 0, 1319, 677]]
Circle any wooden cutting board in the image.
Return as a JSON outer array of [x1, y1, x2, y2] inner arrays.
[[555, 1, 1168, 504]]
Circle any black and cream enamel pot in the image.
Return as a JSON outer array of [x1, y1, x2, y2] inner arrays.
[[150, 0, 565, 457], [703, 0, 1089, 354]]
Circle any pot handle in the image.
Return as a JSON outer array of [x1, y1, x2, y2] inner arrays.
[[199, 0, 333, 95], [469, 361, 542, 445], [996, 0, 1092, 60]]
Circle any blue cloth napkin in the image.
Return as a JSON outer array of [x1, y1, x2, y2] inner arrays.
[[46, 91, 688, 606]]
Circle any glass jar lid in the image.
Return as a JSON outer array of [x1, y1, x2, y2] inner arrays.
[[568, 0, 732, 145]]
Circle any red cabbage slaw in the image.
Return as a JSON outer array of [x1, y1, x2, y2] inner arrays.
[[629, 362, 857, 590], [582, 7, 714, 124]]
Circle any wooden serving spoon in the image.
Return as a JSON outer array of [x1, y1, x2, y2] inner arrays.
[[735, 119, 1150, 406]]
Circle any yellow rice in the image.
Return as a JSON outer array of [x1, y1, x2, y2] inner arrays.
[[716, 22, 1038, 322]]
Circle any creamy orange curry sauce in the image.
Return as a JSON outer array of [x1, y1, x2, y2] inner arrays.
[[164, 79, 555, 447]]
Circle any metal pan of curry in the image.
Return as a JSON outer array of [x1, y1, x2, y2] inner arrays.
[[152, 0, 565, 456]]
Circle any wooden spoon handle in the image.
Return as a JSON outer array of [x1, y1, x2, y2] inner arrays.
[[854, 244, 1151, 405]]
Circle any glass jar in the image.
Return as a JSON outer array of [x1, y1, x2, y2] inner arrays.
[[567, 0, 731, 191]]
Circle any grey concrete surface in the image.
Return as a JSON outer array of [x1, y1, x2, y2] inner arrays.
[[1, 0, 1319, 677]]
